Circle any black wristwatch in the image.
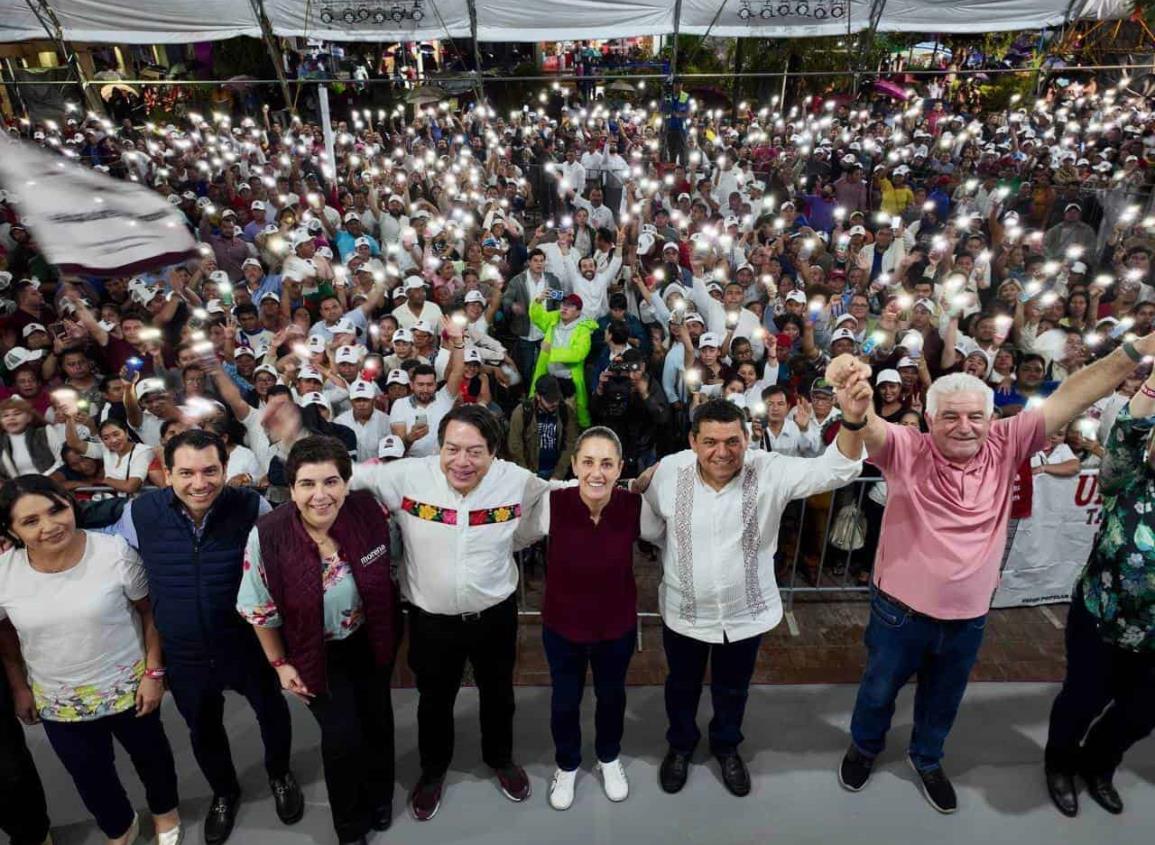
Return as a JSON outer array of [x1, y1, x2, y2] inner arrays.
[[840, 417, 868, 431]]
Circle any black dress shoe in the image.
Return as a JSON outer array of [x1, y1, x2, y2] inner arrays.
[[203, 792, 240, 845], [338, 837, 367, 845], [270, 772, 304, 825], [659, 749, 691, 794], [1045, 768, 1078, 817], [1082, 770, 1123, 814], [371, 803, 393, 831], [715, 752, 751, 797]]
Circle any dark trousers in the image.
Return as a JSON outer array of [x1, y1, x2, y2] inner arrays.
[[306, 629, 395, 843], [513, 338, 541, 386], [849, 588, 986, 771], [166, 646, 293, 797], [41, 708, 179, 839], [662, 624, 762, 756], [407, 595, 518, 778], [542, 626, 636, 771], [0, 675, 50, 845], [665, 130, 688, 166], [1046, 592, 1155, 776]]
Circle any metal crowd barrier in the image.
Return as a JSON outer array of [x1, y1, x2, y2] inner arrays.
[[513, 476, 885, 649]]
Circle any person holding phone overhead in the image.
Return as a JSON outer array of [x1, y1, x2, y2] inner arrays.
[[516, 427, 663, 810], [239, 436, 400, 845], [389, 316, 466, 457]]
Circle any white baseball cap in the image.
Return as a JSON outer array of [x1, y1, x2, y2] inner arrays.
[[298, 392, 331, 413], [412, 320, 434, 335], [683, 312, 705, 326], [897, 356, 919, 369], [698, 332, 722, 349], [135, 378, 167, 399], [253, 363, 279, 379], [404, 276, 426, 291], [785, 290, 807, 304], [464, 290, 486, 305], [334, 345, 364, 365], [241, 257, 263, 271], [331, 318, 357, 336], [377, 434, 405, 459], [3, 347, 43, 371], [830, 328, 858, 344], [21, 323, 47, 338], [306, 335, 328, 355], [392, 328, 414, 344], [297, 365, 324, 382], [875, 369, 901, 385], [343, 211, 361, 223], [348, 379, 377, 400], [386, 368, 410, 386], [233, 346, 255, 358], [258, 291, 281, 304], [463, 347, 482, 363]]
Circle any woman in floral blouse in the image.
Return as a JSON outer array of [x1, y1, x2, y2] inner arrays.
[[238, 436, 399, 845], [1045, 366, 1155, 818], [0, 475, 182, 845]]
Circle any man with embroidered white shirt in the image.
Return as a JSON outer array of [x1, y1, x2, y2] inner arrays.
[[349, 404, 555, 823], [641, 391, 870, 798]]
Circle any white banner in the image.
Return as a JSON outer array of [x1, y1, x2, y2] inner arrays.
[[991, 469, 1102, 608], [0, 139, 197, 277]]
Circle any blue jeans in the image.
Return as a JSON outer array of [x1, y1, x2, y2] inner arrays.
[[662, 624, 762, 756], [513, 338, 541, 386], [543, 626, 636, 771], [849, 589, 987, 772]]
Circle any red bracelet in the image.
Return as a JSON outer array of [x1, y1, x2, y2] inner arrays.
[[270, 657, 289, 668], [1141, 383, 1155, 400], [143, 667, 166, 680]]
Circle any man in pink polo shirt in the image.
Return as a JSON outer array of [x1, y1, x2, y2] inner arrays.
[[825, 331, 1155, 814]]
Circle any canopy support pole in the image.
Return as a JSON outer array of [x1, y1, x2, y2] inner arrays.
[[669, 0, 683, 80], [853, 0, 889, 98], [22, 0, 100, 113], [730, 37, 745, 123], [465, 0, 488, 118], [247, 0, 295, 116]]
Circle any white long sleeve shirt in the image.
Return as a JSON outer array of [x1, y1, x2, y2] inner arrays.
[[643, 444, 863, 643], [350, 457, 551, 615], [564, 249, 622, 320], [757, 418, 822, 457], [691, 273, 766, 360]]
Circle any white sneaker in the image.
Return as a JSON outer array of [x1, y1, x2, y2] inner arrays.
[[548, 768, 577, 810], [154, 822, 184, 845], [597, 758, 629, 802]]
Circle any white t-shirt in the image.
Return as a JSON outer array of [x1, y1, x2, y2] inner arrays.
[[83, 441, 154, 483], [335, 408, 393, 462], [0, 532, 149, 722], [225, 444, 262, 482], [389, 387, 455, 458], [131, 411, 164, 448]]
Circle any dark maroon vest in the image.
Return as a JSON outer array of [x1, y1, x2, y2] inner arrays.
[[256, 490, 398, 694]]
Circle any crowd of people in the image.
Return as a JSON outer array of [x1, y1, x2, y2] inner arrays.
[[0, 63, 1154, 845]]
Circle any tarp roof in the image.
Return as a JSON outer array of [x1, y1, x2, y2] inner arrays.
[[0, 0, 1131, 44]]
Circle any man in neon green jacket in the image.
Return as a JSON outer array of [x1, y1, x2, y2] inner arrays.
[[529, 292, 599, 427]]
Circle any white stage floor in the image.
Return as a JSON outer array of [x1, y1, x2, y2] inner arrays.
[[27, 683, 1155, 845]]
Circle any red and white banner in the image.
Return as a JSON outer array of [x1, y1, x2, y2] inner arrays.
[[992, 469, 1102, 608]]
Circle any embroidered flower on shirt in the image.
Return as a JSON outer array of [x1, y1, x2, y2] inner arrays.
[[401, 496, 458, 525], [468, 504, 522, 526]]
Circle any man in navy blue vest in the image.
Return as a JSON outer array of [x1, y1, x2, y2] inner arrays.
[[111, 429, 303, 844]]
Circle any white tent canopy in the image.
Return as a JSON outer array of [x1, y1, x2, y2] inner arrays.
[[0, 0, 1132, 44]]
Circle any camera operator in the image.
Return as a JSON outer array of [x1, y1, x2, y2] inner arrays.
[[590, 348, 670, 476]]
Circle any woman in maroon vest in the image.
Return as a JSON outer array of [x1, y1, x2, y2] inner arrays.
[[238, 436, 399, 845], [518, 426, 663, 812]]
